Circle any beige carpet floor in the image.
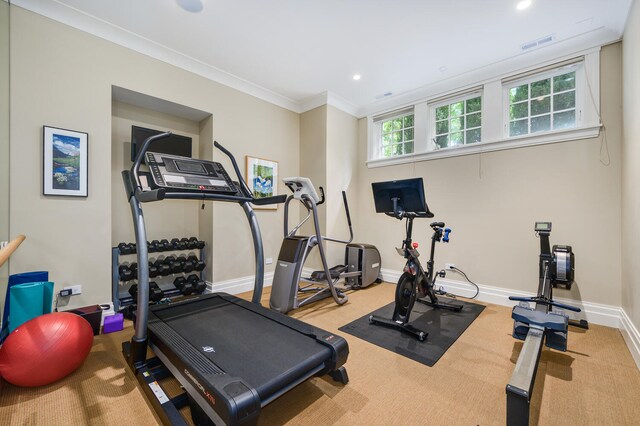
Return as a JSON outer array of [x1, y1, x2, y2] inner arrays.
[[1, 282, 639, 425]]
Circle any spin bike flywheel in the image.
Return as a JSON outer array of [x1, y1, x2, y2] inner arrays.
[[395, 272, 416, 319]]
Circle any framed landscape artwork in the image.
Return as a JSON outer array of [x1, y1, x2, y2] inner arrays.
[[245, 156, 278, 210], [43, 126, 88, 197]]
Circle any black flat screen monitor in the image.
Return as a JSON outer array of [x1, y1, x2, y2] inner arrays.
[[130, 125, 192, 162], [371, 178, 433, 217]]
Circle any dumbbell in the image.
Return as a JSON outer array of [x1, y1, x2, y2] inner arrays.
[[129, 281, 164, 303], [164, 255, 176, 272], [153, 257, 171, 276], [187, 255, 206, 272], [119, 263, 135, 281], [160, 239, 172, 251], [148, 261, 159, 278], [189, 237, 205, 249], [169, 256, 184, 274], [187, 274, 206, 294], [118, 242, 136, 255], [171, 238, 186, 251], [179, 237, 190, 249], [173, 276, 194, 295], [149, 240, 161, 252], [179, 255, 194, 273]]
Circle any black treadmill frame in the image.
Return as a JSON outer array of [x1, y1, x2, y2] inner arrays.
[[121, 133, 348, 425]]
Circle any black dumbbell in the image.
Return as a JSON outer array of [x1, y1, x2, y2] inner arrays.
[[130, 262, 138, 276], [173, 276, 194, 295], [180, 255, 194, 273], [154, 257, 171, 276], [187, 274, 206, 294], [160, 239, 172, 251], [170, 238, 185, 251], [164, 255, 176, 272], [190, 237, 205, 249], [148, 261, 159, 278], [129, 281, 164, 303], [187, 255, 205, 272], [149, 282, 164, 302], [118, 242, 136, 255], [150, 240, 161, 252], [119, 264, 134, 281], [169, 256, 184, 274], [180, 237, 191, 249]]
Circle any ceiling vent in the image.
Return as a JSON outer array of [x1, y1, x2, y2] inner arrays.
[[375, 92, 393, 100], [521, 34, 555, 51]]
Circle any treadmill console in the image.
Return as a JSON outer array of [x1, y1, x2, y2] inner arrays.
[[145, 152, 237, 194]]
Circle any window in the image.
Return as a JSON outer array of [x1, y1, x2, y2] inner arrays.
[[376, 111, 414, 158], [506, 68, 578, 137], [366, 49, 600, 167], [432, 94, 482, 149]]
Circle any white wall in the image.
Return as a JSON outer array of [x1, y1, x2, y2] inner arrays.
[[8, 7, 299, 308], [622, 0, 640, 330], [355, 43, 623, 307]]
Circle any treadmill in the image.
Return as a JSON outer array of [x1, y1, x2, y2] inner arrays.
[[121, 132, 349, 425]]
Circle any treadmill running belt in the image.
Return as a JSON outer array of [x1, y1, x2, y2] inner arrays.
[[150, 294, 332, 400]]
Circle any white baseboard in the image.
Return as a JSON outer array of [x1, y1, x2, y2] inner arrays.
[[380, 267, 640, 369], [206, 271, 274, 295], [620, 309, 640, 370]]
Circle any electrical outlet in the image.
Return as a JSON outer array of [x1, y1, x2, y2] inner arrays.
[[63, 284, 82, 295], [445, 263, 456, 270], [265, 258, 273, 265]]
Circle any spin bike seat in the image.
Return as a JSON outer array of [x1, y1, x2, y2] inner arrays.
[[511, 306, 568, 332]]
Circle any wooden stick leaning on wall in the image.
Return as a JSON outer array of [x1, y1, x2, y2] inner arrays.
[[0, 235, 26, 268]]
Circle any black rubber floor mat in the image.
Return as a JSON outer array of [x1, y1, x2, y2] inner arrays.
[[339, 298, 485, 366]]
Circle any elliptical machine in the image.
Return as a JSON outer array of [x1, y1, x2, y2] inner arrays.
[[368, 178, 462, 341], [269, 177, 381, 314], [506, 222, 588, 426]]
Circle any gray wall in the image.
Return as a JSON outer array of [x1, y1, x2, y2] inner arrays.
[[0, 0, 10, 314], [622, 1, 640, 330], [355, 43, 623, 307]]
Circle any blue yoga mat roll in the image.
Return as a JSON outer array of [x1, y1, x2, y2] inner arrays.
[[8, 281, 54, 333]]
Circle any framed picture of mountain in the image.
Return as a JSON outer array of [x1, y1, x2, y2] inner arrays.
[[245, 155, 278, 210], [43, 126, 88, 197]]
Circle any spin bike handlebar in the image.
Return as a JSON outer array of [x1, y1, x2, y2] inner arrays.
[[508, 296, 582, 313]]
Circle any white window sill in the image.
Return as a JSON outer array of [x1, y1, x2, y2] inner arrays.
[[366, 124, 602, 168]]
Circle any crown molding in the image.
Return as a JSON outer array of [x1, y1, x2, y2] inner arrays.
[[12, 0, 303, 112]]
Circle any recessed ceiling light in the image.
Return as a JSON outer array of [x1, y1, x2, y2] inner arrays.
[[516, 0, 532, 10], [353, 74, 361, 81], [176, 0, 204, 13]]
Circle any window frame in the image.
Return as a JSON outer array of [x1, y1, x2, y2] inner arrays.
[[429, 91, 483, 151], [372, 108, 415, 159], [502, 63, 584, 139]]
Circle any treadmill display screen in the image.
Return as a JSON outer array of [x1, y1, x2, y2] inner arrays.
[[176, 160, 206, 174]]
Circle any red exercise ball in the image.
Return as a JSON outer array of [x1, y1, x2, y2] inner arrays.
[[0, 312, 94, 387]]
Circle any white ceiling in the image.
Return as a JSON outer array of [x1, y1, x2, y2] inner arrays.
[[14, 0, 633, 116]]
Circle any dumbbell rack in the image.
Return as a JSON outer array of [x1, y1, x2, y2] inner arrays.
[[111, 239, 206, 313]]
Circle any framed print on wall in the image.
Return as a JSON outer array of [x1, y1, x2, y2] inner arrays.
[[245, 156, 278, 210], [43, 126, 88, 197]]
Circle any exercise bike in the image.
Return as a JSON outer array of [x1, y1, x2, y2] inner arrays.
[[269, 177, 381, 314], [505, 221, 588, 426], [368, 178, 462, 341]]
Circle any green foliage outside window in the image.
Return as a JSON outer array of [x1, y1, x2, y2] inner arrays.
[[434, 96, 482, 149]]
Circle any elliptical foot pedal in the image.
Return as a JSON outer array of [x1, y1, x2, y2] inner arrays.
[[329, 366, 349, 384]]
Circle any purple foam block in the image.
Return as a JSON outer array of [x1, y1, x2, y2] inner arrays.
[[102, 313, 124, 334]]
